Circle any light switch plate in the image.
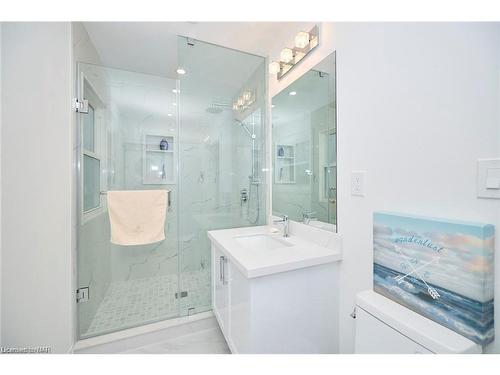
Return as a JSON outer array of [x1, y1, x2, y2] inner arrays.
[[351, 171, 366, 196], [477, 158, 500, 199]]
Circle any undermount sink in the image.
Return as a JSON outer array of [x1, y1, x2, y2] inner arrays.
[[233, 233, 293, 251]]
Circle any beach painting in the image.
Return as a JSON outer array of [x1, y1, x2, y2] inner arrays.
[[373, 212, 494, 345]]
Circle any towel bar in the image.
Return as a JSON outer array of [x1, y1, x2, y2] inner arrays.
[[100, 190, 171, 209]]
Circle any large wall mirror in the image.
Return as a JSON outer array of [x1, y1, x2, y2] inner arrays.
[[272, 52, 336, 232]]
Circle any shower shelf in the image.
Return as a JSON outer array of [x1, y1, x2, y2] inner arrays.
[[274, 144, 296, 184], [143, 133, 177, 185]]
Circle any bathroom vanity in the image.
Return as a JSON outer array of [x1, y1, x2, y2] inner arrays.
[[207, 223, 342, 354]]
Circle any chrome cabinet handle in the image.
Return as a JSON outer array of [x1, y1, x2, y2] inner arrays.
[[221, 256, 228, 285], [219, 256, 224, 282]]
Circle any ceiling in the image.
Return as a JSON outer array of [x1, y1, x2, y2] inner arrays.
[[83, 22, 315, 78]]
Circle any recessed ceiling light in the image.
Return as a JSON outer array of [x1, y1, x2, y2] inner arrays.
[[167, 113, 173, 117], [289, 91, 297, 96], [176, 68, 186, 75], [170, 128, 175, 132]]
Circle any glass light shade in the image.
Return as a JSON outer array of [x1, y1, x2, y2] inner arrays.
[[280, 48, 294, 64], [269, 61, 281, 74], [295, 31, 310, 49]]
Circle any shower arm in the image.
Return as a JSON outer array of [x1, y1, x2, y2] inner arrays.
[[241, 123, 254, 139]]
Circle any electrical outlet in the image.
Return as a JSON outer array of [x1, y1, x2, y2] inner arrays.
[[351, 171, 366, 196]]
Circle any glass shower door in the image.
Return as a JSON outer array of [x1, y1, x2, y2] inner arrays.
[[76, 63, 181, 338], [176, 37, 267, 317]]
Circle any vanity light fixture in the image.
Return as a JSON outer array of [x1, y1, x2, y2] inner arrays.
[[280, 48, 294, 64], [268, 25, 319, 80], [233, 88, 256, 113]]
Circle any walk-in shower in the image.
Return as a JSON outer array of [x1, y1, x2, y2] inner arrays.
[[76, 37, 267, 339]]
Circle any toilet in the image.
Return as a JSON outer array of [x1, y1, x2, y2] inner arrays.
[[354, 290, 482, 354]]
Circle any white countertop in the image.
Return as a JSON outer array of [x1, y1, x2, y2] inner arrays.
[[207, 225, 342, 278]]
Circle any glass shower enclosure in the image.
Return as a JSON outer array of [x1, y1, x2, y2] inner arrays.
[[76, 37, 267, 338]]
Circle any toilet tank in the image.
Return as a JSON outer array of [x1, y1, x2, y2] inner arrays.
[[354, 290, 482, 354]]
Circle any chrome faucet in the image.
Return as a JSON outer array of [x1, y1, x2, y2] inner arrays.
[[273, 215, 289, 237], [302, 211, 317, 224]]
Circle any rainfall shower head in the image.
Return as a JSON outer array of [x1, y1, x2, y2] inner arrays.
[[205, 102, 232, 114], [205, 104, 223, 114]]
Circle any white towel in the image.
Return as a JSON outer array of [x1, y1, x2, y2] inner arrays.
[[107, 190, 168, 246]]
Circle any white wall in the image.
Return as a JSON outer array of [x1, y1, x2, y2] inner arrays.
[[1, 22, 73, 353], [334, 22, 500, 353], [0, 21, 3, 346], [270, 22, 500, 353]]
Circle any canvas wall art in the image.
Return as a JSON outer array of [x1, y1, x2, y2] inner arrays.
[[373, 212, 494, 345]]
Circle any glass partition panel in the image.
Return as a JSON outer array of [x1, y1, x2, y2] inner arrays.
[[76, 63, 180, 338]]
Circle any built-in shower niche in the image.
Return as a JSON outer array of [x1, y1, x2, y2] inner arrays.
[[143, 133, 176, 185], [274, 144, 296, 184]]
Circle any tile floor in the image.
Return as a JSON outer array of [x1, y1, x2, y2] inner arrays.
[[76, 316, 230, 354], [84, 268, 211, 337]]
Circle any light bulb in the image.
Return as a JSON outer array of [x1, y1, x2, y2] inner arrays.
[[237, 97, 244, 106], [176, 68, 186, 75], [280, 48, 294, 64], [269, 61, 281, 74], [243, 91, 252, 101], [295, 31, 310, 49], [289, 91, 297, 96]]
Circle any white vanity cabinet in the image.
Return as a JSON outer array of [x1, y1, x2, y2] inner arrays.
[[209, 226, 341, 354]]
